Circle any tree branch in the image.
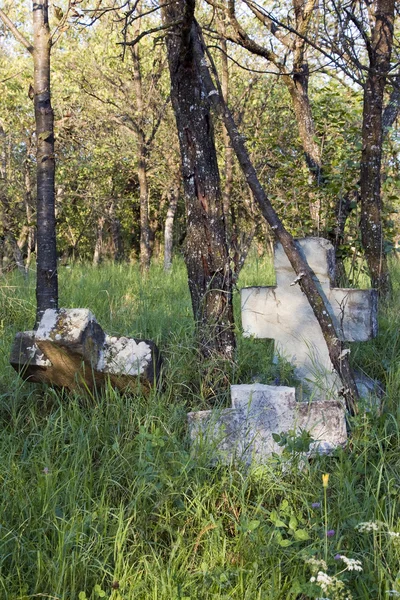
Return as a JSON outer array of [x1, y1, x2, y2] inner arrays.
[[0, 9, 34, 54], [194, 22, 359, 414], [118, 21, 180, 47]]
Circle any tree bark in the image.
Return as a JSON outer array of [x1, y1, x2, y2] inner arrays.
[[164, 178, 179, 271], [93, 216, 105, 266], [360, 0, 395, 295], [130, 6, 151, 272], [33, 0, 58, 323], [161, 0, 236, 360], [194, 28, 359, 413]]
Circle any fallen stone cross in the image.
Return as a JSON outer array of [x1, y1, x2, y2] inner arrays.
[[10, 308, 161, 392], [241, 237, 378, 398], [188, 384, 347, 464]]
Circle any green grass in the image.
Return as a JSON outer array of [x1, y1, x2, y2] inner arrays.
[[0, 256, 399, 599]]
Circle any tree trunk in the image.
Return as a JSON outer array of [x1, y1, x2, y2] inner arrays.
[[33, 0, 58, 324], [194, 28, 359, 413], [164, 179, 179, 271], [93, 216, 105, 266], [24, 141, 35, 274], [360, 0, 395, 295], [130, 8, 151, 272], [161, 0, 235, 360], [108, 201, 124, 262]]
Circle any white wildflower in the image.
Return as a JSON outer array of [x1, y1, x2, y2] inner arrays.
[[355, 521, 379, 532], [306, 557, 328, 573], [388, 531, 400, 538], [337, 555, 363, 572], [311, 571, 335, 593]]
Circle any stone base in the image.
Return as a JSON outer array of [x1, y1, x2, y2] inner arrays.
[[10, 309, 162, 393], [188, 384, 347, 465]]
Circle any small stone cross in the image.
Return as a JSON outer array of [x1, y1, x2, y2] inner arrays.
[[188, 384, 347, 464], [10, 308, 161, 392], [241, 238, 378, 397]]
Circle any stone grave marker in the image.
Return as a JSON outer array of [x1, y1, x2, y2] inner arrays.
[[241, 237, 378, 398], [188, 384, 347, 464], [10, 308, 161, 392], [188, 237, 378, 465]]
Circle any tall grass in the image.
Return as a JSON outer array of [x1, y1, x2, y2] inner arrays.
[[0, 256, 399, 599]]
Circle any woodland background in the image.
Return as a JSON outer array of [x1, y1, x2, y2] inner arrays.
[[1, 0, 399, 281]]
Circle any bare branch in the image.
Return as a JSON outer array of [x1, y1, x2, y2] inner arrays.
[[0, 9, 34, 53], [117, 20, 180, 47]]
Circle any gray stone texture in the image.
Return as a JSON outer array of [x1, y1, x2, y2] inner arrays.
[[10, 308, 161, 392], [241, 238, 378, 397], [188, 383, 347, 464]]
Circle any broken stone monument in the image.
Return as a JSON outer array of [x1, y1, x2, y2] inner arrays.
[[241, 237, 378, 398], [188, 237, 378, 465], [188, 384, 347, 464], [10, 308, 161, 392]]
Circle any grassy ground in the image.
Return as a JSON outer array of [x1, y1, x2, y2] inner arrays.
[[0, 256, 399, 600]]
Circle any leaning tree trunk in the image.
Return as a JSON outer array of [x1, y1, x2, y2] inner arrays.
[[360, 0, 395, 296], [193, 26, 359, 414], [33, 0, 58, 323], [161, 0, 235, 360]]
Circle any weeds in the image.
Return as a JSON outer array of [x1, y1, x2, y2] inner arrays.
[[0, 257, 399, 598]]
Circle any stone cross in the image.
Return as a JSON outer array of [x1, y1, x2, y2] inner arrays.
[[241, 238, 378, 398], [188, 384, 347, 464], [10, 308, 161, 393]]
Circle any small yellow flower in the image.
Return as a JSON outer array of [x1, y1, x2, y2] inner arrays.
[[322, 473, 330, 488]]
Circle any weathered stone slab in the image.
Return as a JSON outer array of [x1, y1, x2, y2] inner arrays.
[[241, 238, 378, 397], [188, 384, 347, 464], [10, 308, 161, 392]]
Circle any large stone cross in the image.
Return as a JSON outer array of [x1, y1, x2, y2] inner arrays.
[[188, 384, 347, 464], [241, 238, 378, 397]]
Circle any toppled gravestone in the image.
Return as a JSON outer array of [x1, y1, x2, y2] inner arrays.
[[241, 237, 378, 398], [188, 384, 347, 464], [10, 308, 161, 392]]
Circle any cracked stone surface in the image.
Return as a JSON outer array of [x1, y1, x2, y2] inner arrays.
[[10, 308, 161, 392], [188, 384, 347, 464], [241, 238, 378, 398]]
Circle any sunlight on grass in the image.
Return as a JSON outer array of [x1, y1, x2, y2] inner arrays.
[[0, 257, 399, 598]]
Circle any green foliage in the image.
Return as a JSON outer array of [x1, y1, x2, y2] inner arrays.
[[0, 257, 399, 598]]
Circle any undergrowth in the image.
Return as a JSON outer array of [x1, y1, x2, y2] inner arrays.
[[0, 255, 399, 599]]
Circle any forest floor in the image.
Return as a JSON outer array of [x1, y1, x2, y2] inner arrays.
[[0, 255, 399, 600]]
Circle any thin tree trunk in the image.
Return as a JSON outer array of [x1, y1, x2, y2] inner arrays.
[[360, 0, 395, 295], [164, 179, 179, 271], [24, 141, 35, 274], [109, 201, 124, 262], [161, 0, 236, 360], [194, 28, 359, 413], [130, 6, 151, 272], [93, 216, 105, 266], [33, 0, 58, 323], [220, 35, 234, 248]]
